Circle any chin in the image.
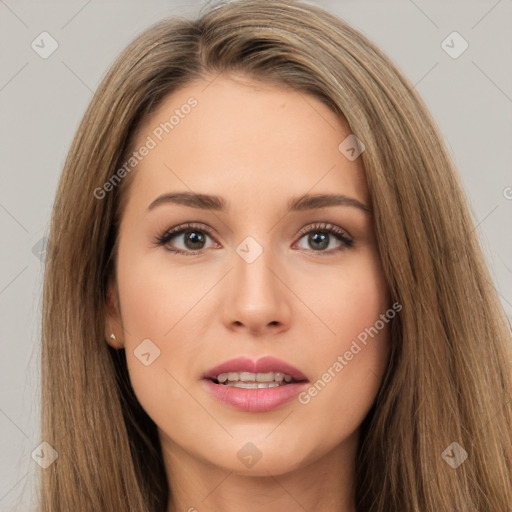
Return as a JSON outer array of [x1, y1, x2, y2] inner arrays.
[[202, 437, 318, 477]]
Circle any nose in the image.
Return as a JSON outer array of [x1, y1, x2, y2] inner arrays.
[[221, 246, 292, 336]]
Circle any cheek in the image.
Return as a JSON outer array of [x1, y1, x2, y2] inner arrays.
[[115, 245, 218, 430], [298, 248, 390, 350], [295, 287, 391, 454], [117, 245, 207, 337], [295, 251, 391, 424]]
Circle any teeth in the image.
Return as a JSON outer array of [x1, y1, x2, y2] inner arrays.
[[225, 381, 281, 389], [273, 372, 285, 382], [214, 371, 295, 385]]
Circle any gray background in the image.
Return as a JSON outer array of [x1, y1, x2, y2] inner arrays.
[[1, 0, 511, 510]]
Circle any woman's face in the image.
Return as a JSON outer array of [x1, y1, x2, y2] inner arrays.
[[107, 74, 391, 476]]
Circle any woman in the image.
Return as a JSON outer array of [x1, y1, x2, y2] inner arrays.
[[40, 0, 512, 510]]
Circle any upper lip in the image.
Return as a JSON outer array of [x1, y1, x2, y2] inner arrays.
[[202, 356, 308, 381]]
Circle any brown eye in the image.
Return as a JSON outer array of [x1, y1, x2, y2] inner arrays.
[[181, 229, 207, 250], [156, 223, 217, 256]]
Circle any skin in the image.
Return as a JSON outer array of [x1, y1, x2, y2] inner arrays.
[[105, 74, 391, 512]]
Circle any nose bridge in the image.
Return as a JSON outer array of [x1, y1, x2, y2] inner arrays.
[[223, 234, 291, 332], [234, 237, 280, 304]]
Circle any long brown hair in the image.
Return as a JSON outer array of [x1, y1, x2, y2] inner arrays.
[[40, 0, 512, 510]]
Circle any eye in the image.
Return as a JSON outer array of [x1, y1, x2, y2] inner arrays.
[[155, 223, 217, 256], [155, 221, 353, 256], [295, 222, 353, 255]]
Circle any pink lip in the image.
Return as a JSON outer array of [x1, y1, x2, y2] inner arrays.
[[201, 356, 309, 413]]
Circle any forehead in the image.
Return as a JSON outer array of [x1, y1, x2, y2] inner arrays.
[[125, 74, 369, 212]]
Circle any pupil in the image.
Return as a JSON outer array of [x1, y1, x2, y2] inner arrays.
[[184, 230, 205, 249], [309, 232, 328, 250]]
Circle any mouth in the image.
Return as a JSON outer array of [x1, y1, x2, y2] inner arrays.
[[208, 371, 304, 388], [201, 356, 309, 412]]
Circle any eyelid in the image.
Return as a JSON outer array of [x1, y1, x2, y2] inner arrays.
[[296, 221, 353, 242], [293, 221, 354, 256], [154, 222, 217, 252], [163, 222, 215, 238]]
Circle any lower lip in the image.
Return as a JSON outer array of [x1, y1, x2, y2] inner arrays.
[[202, 379, 308, 412]]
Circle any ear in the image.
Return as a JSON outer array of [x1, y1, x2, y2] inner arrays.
[[104, 278, 124, 349]]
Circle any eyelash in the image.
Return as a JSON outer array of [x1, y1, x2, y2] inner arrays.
[[155, 222, 354, 257]]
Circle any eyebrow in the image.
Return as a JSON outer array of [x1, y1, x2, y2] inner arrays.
[[147, 192, 371, 214]]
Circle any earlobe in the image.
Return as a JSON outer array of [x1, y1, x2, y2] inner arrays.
[[104, 279, 124, 349], [107, 331, 121, 349]]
